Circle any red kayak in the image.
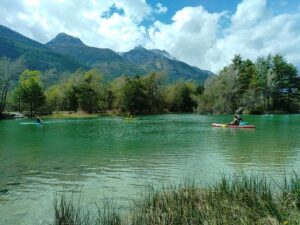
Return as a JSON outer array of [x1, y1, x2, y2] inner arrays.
[[212, 123, 255, 128]]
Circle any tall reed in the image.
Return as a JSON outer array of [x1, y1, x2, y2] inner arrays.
[[53, 173, 300, 225]]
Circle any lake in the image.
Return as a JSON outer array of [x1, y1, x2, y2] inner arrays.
[[0, 114, 300, 225]]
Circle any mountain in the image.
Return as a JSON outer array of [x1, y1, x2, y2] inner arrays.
[[121, 46, 213, 83], [46, 33, 147, 79], [0, 25, 87, 75], [0, 25, 214, 84], [46, 34, 213, 83], [47, 33, 124, 66], [149, 49, 175, 60], [47, 32, 85, 47]]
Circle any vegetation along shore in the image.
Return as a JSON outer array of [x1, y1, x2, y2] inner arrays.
[[54, 173, 300, 225], [1, 54, 299, 120]]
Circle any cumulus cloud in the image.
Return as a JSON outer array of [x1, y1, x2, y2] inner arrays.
[[0, 0, 149, 51], [203, 0, 300, 72], [147, 0, 300, 73], [0, 0, 300, 73], [146, 6, 222, 70], [154, 2, 167, 14]]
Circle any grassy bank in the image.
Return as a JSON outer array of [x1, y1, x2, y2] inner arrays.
[[53, 173, 300, 225]]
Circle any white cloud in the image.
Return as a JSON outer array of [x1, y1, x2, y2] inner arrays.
[[231, 0, 269, 30], [96, 13, 147, 51], [146, 6, 222, 70], [155, 2, 167, 14], [0, 0, 300, 73], [0, 0, 149, 51], [202, 0, 300, 72], [147, 0, 300, 73]]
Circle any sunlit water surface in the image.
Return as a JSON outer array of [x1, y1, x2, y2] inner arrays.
[[0, 114, 300, 225]]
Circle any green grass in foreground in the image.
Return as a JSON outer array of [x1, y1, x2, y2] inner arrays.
[[53, 173, 300, 225]]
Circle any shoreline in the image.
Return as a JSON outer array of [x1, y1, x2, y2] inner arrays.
[[1, 110, 299, 120]]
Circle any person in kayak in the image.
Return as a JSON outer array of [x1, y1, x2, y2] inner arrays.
[[34, 113, 43, 124], [228, 114, 243, 125]]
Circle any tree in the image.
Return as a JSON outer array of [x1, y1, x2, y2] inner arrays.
[[142, 73, 164, 113], [232, 54, 243, 71], [197, 54, 299, 114], [255, 56, 272, 111], [270, 54, 300, 112], [198, 66, 239, 114], [122, 76, 147, 114], [166, 81, 197, 112], [16, 70, 45, 117], [107, 76, 127, 112], [44, 84, 64, 112], [60, 71, 83, 112], [238, 59, 255, 94], [0, 57, 24, 117], [76, 69, 103, 113]]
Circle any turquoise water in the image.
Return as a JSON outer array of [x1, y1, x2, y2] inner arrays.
[[0, 114, 300, 225]]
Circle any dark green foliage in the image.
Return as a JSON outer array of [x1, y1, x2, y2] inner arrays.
[[15, 70, 45, 116], [168, 82, 197, 112], [43, 69, 107, 113], [122, 77, 148, 114], [142, 73, 164, 113], [198, 54, 300, 114], [118, 73, 165, 114], [40, 71, 199, 115], [67, 87, 79, 112], [75, 70, 103, 113], [270, 55, 300, 112]]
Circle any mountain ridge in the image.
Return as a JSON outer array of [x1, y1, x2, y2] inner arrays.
[[0, 25, 214, 84], [0, 25, 88, 75]]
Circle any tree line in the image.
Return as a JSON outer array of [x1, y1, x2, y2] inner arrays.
[[0, 53, 299, 117], [197, 54, 300, 114], [1, 61, 199, 116]]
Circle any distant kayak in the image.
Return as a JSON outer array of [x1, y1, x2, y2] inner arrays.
[[212, 123, 255, 128], [20, 122, 44, 125]]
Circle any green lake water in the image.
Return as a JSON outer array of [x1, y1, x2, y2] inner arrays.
[[0, 114, 300, 225]]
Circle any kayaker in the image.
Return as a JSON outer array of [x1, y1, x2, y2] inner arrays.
[[229, 114, 243, 125], [34, 113, 43, 124]]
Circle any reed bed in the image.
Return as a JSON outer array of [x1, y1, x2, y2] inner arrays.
[[53, 173, 300, 225]]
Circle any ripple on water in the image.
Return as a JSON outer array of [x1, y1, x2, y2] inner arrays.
[[1, 114, 300, 225]]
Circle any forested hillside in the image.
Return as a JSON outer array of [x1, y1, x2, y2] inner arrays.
[[0, 25, 213, 84], [0, 25, 87, 73]]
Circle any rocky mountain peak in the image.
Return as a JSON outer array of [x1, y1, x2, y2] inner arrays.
[[47, 33, 85, 47]]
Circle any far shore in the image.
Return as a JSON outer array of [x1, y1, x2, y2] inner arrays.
[[44, 111, 108, 119], [1, 110, 299, 120]]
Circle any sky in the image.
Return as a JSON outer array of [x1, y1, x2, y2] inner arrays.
[[0, 0, 300, 73]]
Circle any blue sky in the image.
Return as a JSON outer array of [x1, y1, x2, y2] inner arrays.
[[146, 0, 300, 24], [0, 0, 300, 72]]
